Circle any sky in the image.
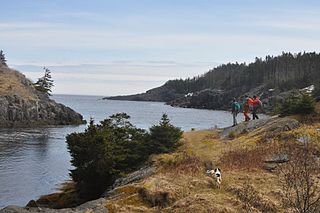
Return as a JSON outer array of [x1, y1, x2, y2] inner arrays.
[[1, 0, 320, 96]]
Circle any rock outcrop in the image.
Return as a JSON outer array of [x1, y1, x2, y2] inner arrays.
[[219, 116, 300, 139], [0, 198, 108, 213], [0, 65, 85, 127]]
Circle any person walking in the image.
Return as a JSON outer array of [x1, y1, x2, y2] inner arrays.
[[243, 96, 251, 122], [231, 98, 240, 126], [252, 95, 262, 120]]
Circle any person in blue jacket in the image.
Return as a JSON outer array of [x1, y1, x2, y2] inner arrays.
[[231, 98, 241, 126]]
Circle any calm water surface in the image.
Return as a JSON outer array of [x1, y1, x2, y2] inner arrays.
[[0, 94, 262, 208]]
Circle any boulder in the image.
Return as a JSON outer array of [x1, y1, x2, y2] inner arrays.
[[0, 198, 108, 213], [103, 166, 155, 197]]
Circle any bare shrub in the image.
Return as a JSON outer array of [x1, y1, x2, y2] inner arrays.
[[277, 138, 320, 213], [228, 179, 277, 212], [220, 145, 274, 170]]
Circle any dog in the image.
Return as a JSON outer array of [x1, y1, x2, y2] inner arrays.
[[206, 168, 222, 188]]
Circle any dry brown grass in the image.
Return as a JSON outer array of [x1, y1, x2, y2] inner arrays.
[[104, 117, 320, 212], [219, 145, 276, 170], [0, 67, 38, 100]]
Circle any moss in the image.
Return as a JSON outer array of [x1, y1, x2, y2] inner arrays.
[[228, 131, 236, 139], [115, 185, 139, 195], [36, 181, 85, 209]]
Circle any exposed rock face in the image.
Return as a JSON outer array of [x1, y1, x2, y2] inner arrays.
[[0, 95, 85, 127], [220, 116, 300, 139], [0, 66, 85, 127], [103, 166, 155, 198], [0, 198, 108, 213]]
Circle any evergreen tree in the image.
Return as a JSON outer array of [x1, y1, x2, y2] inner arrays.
[[67, 113, 148, 199], [34, 67, 54, 95], [147, 113, 183, 154], [66, 113, 183, 200], [0, 50, 7, 66], [280, 92, 315, 116], [299, 93, 315, 114]]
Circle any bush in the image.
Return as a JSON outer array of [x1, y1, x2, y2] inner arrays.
[[277, 139, 320, 213], [66, 113, 182, 200], [147, 114, 183, 154], [279, 92, 315, 116], [67, 114, 147, 199]]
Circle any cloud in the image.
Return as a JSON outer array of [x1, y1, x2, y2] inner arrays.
[[13, 61, 215, 96]]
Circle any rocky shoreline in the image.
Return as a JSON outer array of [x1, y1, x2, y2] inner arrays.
[[0, 65, 85, 127], [0, 94, 85, 127], [0, 166, 155, 213]]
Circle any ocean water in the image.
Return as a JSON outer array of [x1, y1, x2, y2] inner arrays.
[[0, 94, 262, 208]]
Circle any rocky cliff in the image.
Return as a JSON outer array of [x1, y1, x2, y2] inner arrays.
[[0, 65, 85, 127]]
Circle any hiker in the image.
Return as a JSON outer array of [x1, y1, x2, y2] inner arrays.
[[231, 98, 240, 126], [252, 95, 262, 120], [243, 96, 251, 122]]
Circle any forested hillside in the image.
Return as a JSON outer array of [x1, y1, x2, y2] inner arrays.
[[107, 52, 320, 110]]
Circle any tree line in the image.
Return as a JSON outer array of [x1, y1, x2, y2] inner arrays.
[[164, 52, 320, 96]]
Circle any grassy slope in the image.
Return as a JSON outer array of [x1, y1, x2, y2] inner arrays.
[[104, 107, 320, 212], [0, 66, 38, 100], [35, 106, 320, 212]]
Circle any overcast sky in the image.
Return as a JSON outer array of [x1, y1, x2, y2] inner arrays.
[[1, 0, 320, 96]]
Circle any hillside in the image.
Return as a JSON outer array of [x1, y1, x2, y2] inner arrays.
[[106, 52, 320, 111], [0, 64, 85, 127], [3, 109, 320, 212]]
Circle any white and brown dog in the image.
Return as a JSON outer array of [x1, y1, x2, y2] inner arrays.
[[206, 168, 222, 188]]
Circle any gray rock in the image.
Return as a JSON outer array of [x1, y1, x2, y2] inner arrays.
[[264, 154, 289, 172], [0, 95, 85, 127], [25, 200, 38, 208], [220, 116, 300, 139], [103, 166, 155, 197], [0, 198, 108, 213], [0, 206, 30, 213], [263, 163, 278, 172], [265, 154, 289, 164]]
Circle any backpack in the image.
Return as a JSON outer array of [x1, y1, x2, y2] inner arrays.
[[257, 100, 263, 109], [232, 102, 241, 113]]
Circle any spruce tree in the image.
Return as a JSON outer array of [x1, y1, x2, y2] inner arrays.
[[34, 67, 54, 95], [0, 50, 7, 66], [148, 113, 183, 154]]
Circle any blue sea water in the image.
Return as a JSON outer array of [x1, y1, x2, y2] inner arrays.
[[0, 94, 262, 208]]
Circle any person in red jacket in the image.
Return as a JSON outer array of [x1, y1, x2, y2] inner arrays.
[[243, 95, 252, 122], [252, 95, 262, 120]]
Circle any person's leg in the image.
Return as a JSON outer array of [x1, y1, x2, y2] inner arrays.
[[252, 108, 255, 120], [255, 113, 259, 119], [252, 108, 258, 120], [244, 112, 250, 121], [233, 112, 237, 126]]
